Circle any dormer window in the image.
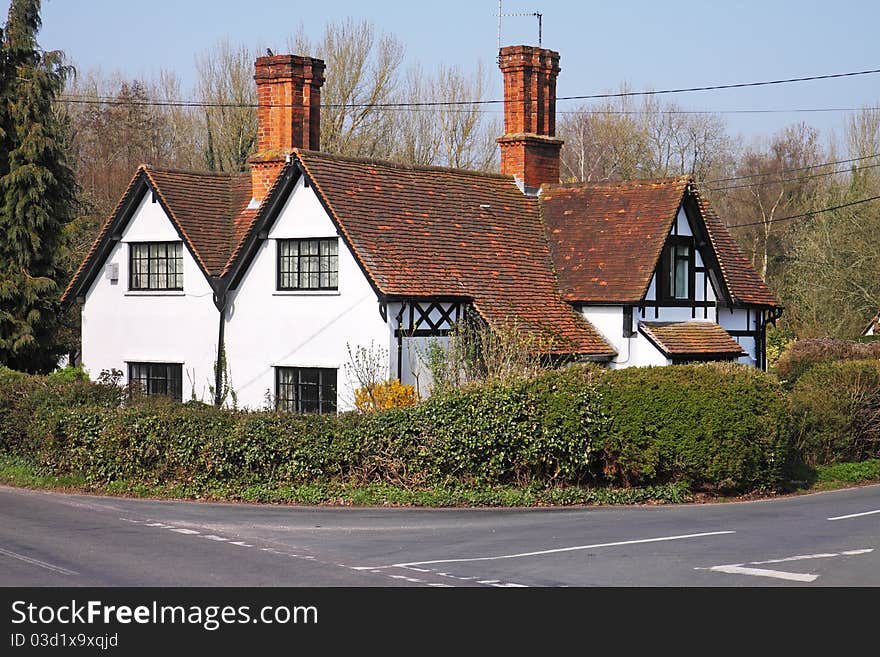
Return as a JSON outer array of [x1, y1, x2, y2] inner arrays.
[[277, 238, 338, 290], [129, 242, 183, 291], [659, 237, 694, 301]]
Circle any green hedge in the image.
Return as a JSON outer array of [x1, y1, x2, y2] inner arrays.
[[595, 363, 788, 490], [787, 359, 880, 466], [0, 363, 792, 494]]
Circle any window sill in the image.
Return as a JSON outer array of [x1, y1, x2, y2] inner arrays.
[[124, 291, 186, 297], [273, 290, 341, 297]]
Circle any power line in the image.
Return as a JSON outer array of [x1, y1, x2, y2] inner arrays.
[[56, 93, 880, 118], [56, 65, 880, 111], [699, 153, 880, 185], [730, 194, 880, 228], [56, 93, 880, 117], [705, 161, 880, 192], [562, 68, 880, 102]]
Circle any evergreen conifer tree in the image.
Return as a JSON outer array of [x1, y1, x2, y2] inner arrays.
[[0, 0, 76, 372]]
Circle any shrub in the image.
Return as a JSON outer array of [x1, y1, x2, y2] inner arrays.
[[0, 362, 793, 495], [595, 363, 789, 491], [354, 379, 418, 412], [787, 359, 880, 466], [775, 338, 880, 385]]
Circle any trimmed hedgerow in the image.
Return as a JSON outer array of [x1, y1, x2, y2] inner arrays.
[[0, 362, 791, 495], [595, 363, 788, 491]]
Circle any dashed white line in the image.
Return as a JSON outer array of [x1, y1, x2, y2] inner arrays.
[[478, 579, 500, 585], [351, 530, 736, 570], [828, 509, 880, 521], [229, 541, 253, 547], [169, 528, 200, 535], [428, 583, 452, 587], [0, 547, 79, 577], [202, 535, 229, 542]]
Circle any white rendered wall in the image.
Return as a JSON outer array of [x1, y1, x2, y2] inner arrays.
[[581, 305, 667, 368], [80, 190, 220, 401], [224, 177, 390, 411]]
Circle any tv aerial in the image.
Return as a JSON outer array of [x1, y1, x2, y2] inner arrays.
[[496, 0, 544, 58]]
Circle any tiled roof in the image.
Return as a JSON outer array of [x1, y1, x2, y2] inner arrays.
[[144, 167, 251, 276], [542, 177, 779, 307], [542, 177, 690, 302], [639, 321, 746, 357], [692, 190, 779, 307], [62, 166, 252, 303], [294, 150, 615, 356]]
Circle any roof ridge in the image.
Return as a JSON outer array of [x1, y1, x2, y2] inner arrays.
[[142, 165, 247, 179], [294, 148, 515, 182], [543, 175, 692, 191]]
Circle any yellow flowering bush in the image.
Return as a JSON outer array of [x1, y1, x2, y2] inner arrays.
[[354, 379, 417, 412]]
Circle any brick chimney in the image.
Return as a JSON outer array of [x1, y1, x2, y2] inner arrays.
[[497, 45, 563, 195], [249, 54, 325, 205]]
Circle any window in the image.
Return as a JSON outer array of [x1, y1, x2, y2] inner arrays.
[[128, 362, 183, 401], [129, 242, 183, 290], [275, 367, 337, 414], [277, 238, 338, 290], [660, 238, 694, 301]]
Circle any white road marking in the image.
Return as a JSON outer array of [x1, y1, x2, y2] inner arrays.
[[493, 582, 528, 587], [751, 548, 874, 565], [0, 546, 78, 576], [478, 579, 500, 585], [428, 583, 452, 587], [202, 535, 229, 542], [229, 541, 253, 547], [350, 530, 736, 570], [828, 509, 880, 521], [169, 528, 200, 535], [708, 565, 818, 582], [698, 547, 874, 582]]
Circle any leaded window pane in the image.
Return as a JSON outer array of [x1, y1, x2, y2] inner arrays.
[[275, 367, 337, 414], [277, 238, 339, 290], [129, 242, 183, 291], [128, 362, 182, 401]]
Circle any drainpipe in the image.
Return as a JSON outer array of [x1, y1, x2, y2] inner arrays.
[[395, 303, 405, 382], [212, 285, 227, 408]]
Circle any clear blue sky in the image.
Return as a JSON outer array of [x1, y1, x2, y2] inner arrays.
[[6, 0, 880, 145]]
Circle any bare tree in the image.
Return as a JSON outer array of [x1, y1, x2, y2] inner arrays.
[[395, 62, 498, 171], [714, 124, 827, 282], [288, 18, 404, 159], [558, 92, 732, 183], [195, 39, 258, 172]]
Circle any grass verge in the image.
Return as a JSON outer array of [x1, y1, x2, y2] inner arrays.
[[2, 453, 877, 507], [0, 454, 691, 506]]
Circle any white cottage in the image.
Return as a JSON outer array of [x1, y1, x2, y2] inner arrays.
[[62, 45, 780, 411]]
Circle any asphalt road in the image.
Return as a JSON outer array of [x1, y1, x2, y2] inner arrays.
[[1, 484, 878, 587]]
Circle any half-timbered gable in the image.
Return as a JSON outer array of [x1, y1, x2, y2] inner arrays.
[[542, 177, 779, 368]]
